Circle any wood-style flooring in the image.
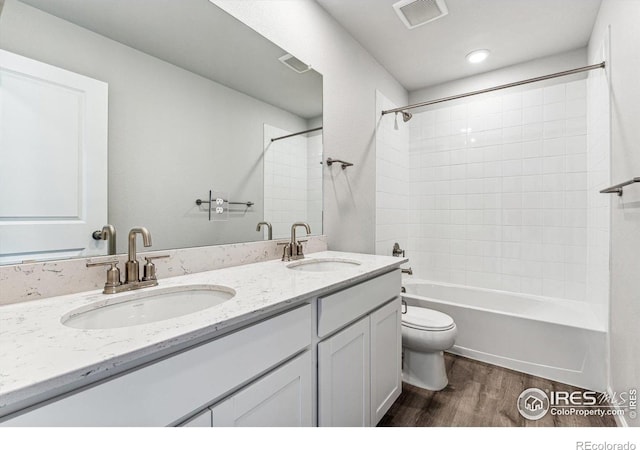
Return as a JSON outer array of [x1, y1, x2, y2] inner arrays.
[[379, 354, 616, 427]]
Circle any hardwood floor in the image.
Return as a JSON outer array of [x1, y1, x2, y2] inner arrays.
[[379, 354, 616, 427]]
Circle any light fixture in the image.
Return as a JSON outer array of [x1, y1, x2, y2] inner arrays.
[[466, 49, 490, 64], [392, 0, 449, 30]]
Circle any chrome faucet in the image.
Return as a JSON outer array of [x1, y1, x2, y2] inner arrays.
[[256, 221, 273, 240], [87, 227, 169, 294], [282, 222, 311, 261], [92, 224, 117, 255]]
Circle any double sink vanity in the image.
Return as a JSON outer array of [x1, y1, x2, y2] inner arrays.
[[0, 248, 407, 427]]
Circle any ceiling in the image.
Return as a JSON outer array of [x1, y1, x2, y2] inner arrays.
[[316, 0, 602, 91], [17, 0, 323, 119]]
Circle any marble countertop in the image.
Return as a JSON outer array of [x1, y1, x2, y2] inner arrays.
[[0, 251, 406, 417]]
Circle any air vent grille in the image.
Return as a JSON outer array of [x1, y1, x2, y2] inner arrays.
[[393, 0, 448, 29], [278, 54, 311, 74]]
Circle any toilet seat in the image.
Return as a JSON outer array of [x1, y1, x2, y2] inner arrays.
[[402, 306, 454, 331]]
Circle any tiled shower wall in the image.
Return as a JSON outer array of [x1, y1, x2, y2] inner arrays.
[[307, 130, 323, 236], [375, 91, 409, 257], [407, 79, 592, 300], [264, 124, 322, 239], [377, 77, 609, 305], [264, 124, 309, 239]]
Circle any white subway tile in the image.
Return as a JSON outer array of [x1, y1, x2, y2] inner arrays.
[[523, 158, 543, 175], [503, 92, 523, 111], [523, 88, 543, 107], [543, 138, 566, 156], [502, 176, 523, 193], [543, 120, 565, 138], [544, 84, 566, 104], [523, 105, 543, 124], [523, 123, 544, 141], [543, 156, 565, 174], [522, 140, 543, 158], [544, 102, 566, 122]]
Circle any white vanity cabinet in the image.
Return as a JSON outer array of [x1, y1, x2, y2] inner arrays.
[[2, 305, 312, 427], [0, 265, 403, 427], [317, 270, 402, 427]]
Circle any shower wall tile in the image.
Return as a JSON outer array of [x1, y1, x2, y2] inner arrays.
[[264, 124, 315, 239], [375, 91, 410, 257], [407, 79, 592, 301]]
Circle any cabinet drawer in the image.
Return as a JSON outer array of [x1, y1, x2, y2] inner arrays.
[[2, 304, 311, 426], [317, 270, 400, 338]]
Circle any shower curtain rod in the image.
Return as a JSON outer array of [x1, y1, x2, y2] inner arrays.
[[381, 62, 606, 116], [271, 126, 323, 142]]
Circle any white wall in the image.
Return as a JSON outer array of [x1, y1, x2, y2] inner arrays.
[[589, 0, 640, 427], [0, 0, 309, 253], [213, 0, 408, 254], [410, 49, 588, 105], [375, 91, 409, 258]]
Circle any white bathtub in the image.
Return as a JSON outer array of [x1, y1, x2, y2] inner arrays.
[[402, 280, 607, 391]]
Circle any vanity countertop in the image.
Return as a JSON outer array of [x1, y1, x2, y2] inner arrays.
[[0, 251, 407, 417]]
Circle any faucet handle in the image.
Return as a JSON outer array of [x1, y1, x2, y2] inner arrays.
[[280, 243, 292, 261], [142, 255, 170, 282], [86, 258, 119, 268], [144, 255, 170, 262], [86, 259, 122, 294]]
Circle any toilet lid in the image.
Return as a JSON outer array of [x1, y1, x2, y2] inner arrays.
[[402, 306, 455, 331]]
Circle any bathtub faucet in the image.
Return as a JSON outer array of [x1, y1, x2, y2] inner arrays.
[[392, 242, 405, 257], [402, 267, 413, 275]]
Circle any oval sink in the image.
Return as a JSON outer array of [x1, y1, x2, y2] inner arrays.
[[62, 285, 236, 330], [286, 258, 361, 272]]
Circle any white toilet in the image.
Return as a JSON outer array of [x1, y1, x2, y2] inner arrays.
[[401, 305, 457, 391]]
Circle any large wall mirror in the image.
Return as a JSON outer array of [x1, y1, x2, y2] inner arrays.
[[0, 0, 323, 265]]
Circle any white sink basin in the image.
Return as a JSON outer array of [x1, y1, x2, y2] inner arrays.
[[286, 258, 361, 272], [62, 285, 236, 330]]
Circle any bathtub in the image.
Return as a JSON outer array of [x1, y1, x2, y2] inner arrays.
[[402, 280, 607, 391]]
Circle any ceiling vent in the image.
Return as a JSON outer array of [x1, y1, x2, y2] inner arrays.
[[393, 0, 448, 30], [278, 54, 312, 74]]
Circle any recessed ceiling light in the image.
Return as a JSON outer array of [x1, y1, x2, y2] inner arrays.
[[466, 49, 490, 64]]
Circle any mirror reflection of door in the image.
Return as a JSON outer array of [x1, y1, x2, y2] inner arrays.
[[0, 50, 108, 264], [0, 0, 323, 264]]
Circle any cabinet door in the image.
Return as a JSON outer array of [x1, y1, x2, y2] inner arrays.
[[370, 298, 402, 424], [210, 351, 312, 427], [318, 316, 370, 427]]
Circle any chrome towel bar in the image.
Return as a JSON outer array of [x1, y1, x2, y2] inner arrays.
[[599, 178, 640, 196], [196, 199, 254, 207], [326, 158, 353, 169]]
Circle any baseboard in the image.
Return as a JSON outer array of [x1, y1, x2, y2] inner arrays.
[[607, 387, 629, 427]]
